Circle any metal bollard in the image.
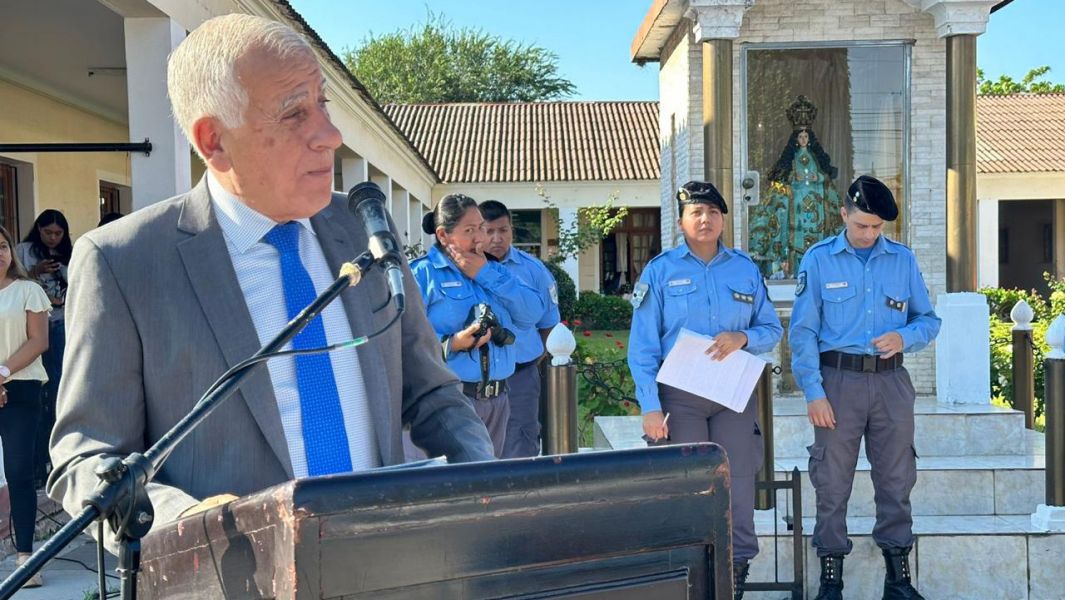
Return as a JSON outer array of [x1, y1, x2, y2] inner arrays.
[[540, 324, 579, 455], [1011, 300, 1036, 429], [1045, 315, 1065, 506], [754, 362, 776, 510]]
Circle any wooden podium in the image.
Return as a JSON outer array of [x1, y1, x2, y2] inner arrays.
[[139, 444, 734, 599]]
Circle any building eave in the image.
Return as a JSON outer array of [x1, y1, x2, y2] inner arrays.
[[631, 0, 685, 64]]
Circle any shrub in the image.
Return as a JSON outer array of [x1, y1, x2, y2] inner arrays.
[[988, 316, 1048, 420], [572, 292, 633, 329], [573, 330, 637, 445], [980, 286, 1045, 322], [980, 274, 1065, 423], [543, 260, 577, 322]]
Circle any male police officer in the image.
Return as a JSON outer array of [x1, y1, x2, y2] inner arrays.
[[480, 200, 561, 458], [790, 176, 941, 600]]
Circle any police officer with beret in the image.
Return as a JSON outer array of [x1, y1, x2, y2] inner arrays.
[[479, 200, 561, 458], [628, 180, 783, 599], [790, 175, 941, 600]]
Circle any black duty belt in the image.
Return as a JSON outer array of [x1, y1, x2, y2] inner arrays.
[[820, 350, 903, 373], [515, 359, 540, 371], [462, 380, 508, 399]]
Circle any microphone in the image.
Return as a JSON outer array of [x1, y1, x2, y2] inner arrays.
[[347, 182, 406, 312]]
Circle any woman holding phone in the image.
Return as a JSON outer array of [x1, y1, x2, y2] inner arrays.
[[16, 209, 71, 486]]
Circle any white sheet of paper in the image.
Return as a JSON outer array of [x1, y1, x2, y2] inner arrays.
[[655, 328, 768, 413]]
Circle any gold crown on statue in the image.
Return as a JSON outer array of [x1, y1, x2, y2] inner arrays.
[[786, 95, 818, 129]]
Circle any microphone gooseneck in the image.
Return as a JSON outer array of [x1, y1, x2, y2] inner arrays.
[[347, 182, 406, 311]]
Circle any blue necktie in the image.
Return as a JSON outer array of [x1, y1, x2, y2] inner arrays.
[[263, 222, 352, 476]]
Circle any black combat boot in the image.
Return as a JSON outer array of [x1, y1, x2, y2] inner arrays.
[[883, 546, 924, 599], [814, 555, 844, 600], [732, 560, 750, 600]]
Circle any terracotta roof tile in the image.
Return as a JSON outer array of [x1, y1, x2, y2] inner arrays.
[[977, 94, 1065, 174], [384, 102, 661, 183]]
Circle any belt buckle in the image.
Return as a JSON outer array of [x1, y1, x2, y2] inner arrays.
[[481, 381, 499, 398], [862, 355, 877, 373]]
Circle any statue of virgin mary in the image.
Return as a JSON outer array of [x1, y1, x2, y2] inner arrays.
[[749, 96, 843, 278]]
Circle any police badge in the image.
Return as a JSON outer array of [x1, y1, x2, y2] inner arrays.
[[796, 271, 807, 296], [631, 282, 649, 308]]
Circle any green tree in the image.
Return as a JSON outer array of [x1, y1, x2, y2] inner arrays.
[[536, 184, 629, 265], [341, 13, 576, 104], [978, 65, 1065, 95]]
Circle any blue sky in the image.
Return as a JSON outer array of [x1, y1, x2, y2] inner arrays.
[[288, 0, 1063, 101]]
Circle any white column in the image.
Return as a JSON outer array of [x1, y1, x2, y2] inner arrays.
[[124, 17, 190, 209], [977, 197, 999, 288], [408, 196, 423, 251], [559, 207, 580, 296], [341, 156, 368, 191], [370, 172, 392, 214], [935, 292, 991, 404], [422, 202, 434, 249], [391, 187, 410, 243]]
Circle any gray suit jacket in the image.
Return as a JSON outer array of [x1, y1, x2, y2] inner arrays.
[[47, 178, 494, 529]]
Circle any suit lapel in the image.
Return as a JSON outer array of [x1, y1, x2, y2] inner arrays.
[[310, 201, 394, 466], [175, 179, 295, 478]]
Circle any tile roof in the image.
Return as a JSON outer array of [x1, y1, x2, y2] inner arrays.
[[384, 102, 661, 183], [977, 94, 1065, 174]]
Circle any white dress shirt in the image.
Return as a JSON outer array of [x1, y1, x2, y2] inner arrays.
[[208, 173, 379, 477]]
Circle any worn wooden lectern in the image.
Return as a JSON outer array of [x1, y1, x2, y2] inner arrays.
[[139, 444, 733, 599]]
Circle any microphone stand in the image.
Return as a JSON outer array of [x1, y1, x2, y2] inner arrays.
[[0, 251, 385, 600]]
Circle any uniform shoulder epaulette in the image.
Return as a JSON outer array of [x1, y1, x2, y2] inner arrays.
[[644, 248, 675, 269], [804, 237, 835, 256], [730, 247, 759, 265]]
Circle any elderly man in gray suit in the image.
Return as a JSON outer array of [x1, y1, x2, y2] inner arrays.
[[47, 13, 494, 530]]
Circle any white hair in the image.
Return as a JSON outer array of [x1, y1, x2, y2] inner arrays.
[[167, 13, 315, 158]]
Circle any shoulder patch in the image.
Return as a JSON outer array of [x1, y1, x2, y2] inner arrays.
[[549, 284, 558, 305], [796, 271, 807, 296], [631, 282, 649, 309]]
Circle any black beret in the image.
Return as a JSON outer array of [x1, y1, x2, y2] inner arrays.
[[847, 175, 898, 222], [676, 180, 727, 214]]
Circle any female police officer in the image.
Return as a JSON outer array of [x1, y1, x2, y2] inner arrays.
[[410, 194, 544, 457], [628, 181, 783, 599]]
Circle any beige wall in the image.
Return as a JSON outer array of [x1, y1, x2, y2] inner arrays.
[[0, 78, 130, 239]]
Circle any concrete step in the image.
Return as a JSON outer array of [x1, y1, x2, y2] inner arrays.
[[772, 454, 1046, 517], [594, 397, 1034, 458], [746, 514, 1064, 600]]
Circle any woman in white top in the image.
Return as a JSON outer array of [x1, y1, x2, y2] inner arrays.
[[0, 224, 51, 587], [15, 209, 70, 488]]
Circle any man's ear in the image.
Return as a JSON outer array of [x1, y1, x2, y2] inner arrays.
[[191, 117, 232, 172]]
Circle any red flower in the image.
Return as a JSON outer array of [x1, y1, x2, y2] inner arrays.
[[622, 400, 632, 408], [573, 319, 583, 326], [582, 330, 592, 337], [604, 332, 613, 337], [615, 341, 624, 348], [562, 320, 569, 326]]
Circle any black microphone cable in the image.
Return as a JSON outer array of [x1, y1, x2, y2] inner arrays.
[[195, 309, 403, 405]]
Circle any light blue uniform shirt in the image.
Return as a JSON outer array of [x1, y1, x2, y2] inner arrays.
[[411, 245, 545, 382], [499, 247, 562, 364], [789, 231, 942, 403], [627, 242, 784, 414]]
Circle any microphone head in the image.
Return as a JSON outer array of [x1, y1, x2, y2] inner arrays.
[[348, 181, 387, 213]]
